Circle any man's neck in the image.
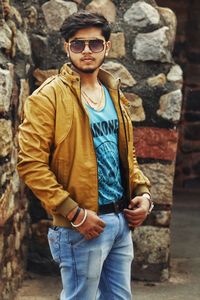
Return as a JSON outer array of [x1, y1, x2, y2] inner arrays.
[[74, 67, 100, 89]]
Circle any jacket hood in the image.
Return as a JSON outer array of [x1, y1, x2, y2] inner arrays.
[[58, 63, 121, 90]]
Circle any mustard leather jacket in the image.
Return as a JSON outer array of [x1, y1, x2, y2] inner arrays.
[[17, 64, 150, 227]]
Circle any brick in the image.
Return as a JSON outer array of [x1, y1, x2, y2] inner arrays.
[[134, 127, 179, 161]]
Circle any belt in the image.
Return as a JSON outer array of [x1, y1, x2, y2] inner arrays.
[[98, 198, 125, 215]]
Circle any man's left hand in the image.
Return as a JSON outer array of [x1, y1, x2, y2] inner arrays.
[[123, 196, 150, 228]]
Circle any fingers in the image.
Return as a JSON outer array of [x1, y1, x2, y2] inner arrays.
[[124, 207, 147, 216]]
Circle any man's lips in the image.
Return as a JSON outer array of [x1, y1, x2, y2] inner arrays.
[[81, 57, 95, 61]]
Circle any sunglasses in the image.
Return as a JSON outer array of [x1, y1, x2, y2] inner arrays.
[[68, 39, 106, 53]]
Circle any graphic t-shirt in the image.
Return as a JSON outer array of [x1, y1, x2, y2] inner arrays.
[[85, 85, 124, 205]]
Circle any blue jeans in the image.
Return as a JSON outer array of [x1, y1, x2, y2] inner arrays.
[[47, 212, 134, 300]]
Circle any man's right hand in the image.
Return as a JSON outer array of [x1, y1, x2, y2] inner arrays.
[[67, 208, 106, 240]]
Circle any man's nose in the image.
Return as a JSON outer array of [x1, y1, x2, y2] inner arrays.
[[82, 43, 92, 53]]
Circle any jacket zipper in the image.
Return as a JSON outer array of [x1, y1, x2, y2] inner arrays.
[[118, 90, 131, 202]]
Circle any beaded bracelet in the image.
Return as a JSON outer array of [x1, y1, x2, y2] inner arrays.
[[71, 209, 88, 228]]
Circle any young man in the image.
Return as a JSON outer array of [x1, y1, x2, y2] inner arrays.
[[18, 11, 153, 300]]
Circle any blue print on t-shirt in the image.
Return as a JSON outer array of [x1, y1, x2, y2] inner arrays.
[[85, 86, 124, 205]]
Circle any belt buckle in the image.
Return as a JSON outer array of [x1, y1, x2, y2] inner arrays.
[[113, 201, 120, 214]]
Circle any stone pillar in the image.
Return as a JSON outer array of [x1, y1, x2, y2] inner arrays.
[[156, 0, 200, 190], [0, 1, 31, 299]]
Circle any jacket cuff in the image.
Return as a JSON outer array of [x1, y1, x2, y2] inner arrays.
[[134, 184, 151, 196], [55, 196, 78, 217]]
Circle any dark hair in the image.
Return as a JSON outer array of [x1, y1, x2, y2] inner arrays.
[[60, 11, 111, 41]]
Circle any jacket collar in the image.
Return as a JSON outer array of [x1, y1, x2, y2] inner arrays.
[[59, 63, 121, 90]]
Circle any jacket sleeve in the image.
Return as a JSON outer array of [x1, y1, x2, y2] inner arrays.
[[119, 90, 151, 196], [131, 144, 151, 196], [17, 87, 78, 216]]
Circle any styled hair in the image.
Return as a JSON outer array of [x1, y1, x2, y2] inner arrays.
[[60, 11, 111, 41]]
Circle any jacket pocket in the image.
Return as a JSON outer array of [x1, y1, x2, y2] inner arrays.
[[47, 228, 61, 264]]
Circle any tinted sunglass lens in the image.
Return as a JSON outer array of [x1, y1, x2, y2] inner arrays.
[[89, 40, 104, 52], [70, 40, 85, 53]]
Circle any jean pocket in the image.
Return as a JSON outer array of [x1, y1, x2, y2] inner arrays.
[[47, 228, 61, 264], [67, 229, 86, 248]]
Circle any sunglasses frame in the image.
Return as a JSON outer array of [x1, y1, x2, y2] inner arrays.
[[68, 39, 106, 53]]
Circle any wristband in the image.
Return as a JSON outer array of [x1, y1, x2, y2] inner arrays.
[[71, 209, 88, 228], [141, 193, 154, 214], [70, 207, 81, 223]]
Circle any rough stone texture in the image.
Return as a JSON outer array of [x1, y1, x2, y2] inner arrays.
[[42, 0, 77, 31], [0, 22, 12, 51], [0, 66, 13, 112], [124, 1, 160, 28], [155, 0, 200, 190], [149, 210, 171, 227], [33, 68, 58, 86], [167, 64, 183, 89], [134, 127, 179, 161], [0, 120, 13, 157], [30, 34, 48, 67], [124, 92, 145, 122], [157, 7, 177, 50], [18, 79, 30, 121], [0, 3, 31, 298], [132, 226, 170, 281], [102, 61, 136, 87], [139, 163, 175, 205], [147, 73, 166, 87], [157, 90, 182, 123], [108, 32, 126, 59], [16, 30, 31, 56], [86, 0, 116, 23], [133, 27, 172, 62]]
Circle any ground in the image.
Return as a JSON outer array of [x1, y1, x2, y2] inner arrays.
[[15, 191, 200, 300]]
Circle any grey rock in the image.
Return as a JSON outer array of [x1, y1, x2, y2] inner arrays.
[[133, 226, 170, 264], [167, 64, 183, 82], [0, 22, 12, 50], [133, 27, 172, 62], [158, 7, 177, 50], [16, 30, 31, 56], [153, 210, 171, 226], [102, 61, 136, 87], [124, 1, 160, 28], [42, 0, 77, 31], [86, 0, 116, 23], [139, 163, 175, 205], [0, 66, 13, 113], [31, 34, 48, 63], [157, 90, 182, 123]]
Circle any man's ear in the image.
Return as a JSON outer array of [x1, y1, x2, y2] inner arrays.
[[105, 40, 111, 56], [64, 42, 69, 57]]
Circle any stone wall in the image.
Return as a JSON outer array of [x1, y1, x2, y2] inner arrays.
[[0, 0, 182, 296], [0, 0, 31, 299], [157, 0, 200, 190]]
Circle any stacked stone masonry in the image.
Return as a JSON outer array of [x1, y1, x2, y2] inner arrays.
[[0, 0, 183, 298], [156, 0, 200, 189], [0, 0, 30, 299]]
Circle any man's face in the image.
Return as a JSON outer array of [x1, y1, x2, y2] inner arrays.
[[64, 27, 111, 74]]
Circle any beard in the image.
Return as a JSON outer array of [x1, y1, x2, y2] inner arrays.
[[69, 55, 106, 74]]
